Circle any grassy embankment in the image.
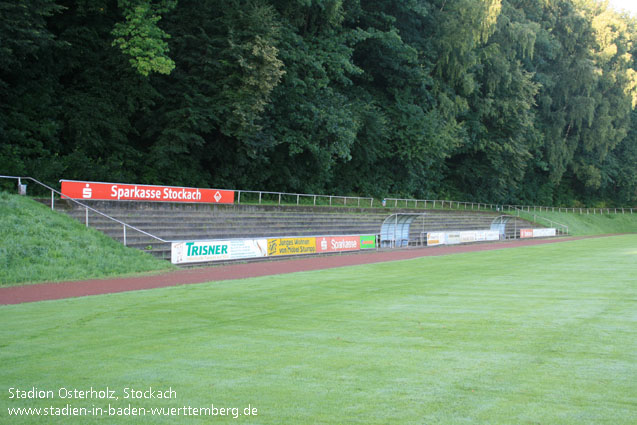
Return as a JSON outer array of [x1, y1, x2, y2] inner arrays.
[[518, 209, 637, 235], [0, 192, 174, 286]]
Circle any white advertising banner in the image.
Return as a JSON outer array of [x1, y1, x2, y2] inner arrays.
[[475, 230, 500, 241], [485, 230, 500, 241], [429, 230, 500, 247], [459, 231, 477, 243], [446, 232, 462, 245], [532, 228, 556, 238], [171, 239, 267, 264], [427, 232, 445, 246]]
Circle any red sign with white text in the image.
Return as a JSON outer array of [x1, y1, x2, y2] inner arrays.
[[520, 229, 534, 239], [315, 236, 360, 253], [60, 180, 234, 204]]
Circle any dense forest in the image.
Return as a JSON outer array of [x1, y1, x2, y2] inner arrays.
[[2, 0, 637, 206]]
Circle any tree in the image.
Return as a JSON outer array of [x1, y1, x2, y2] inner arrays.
[[111, 0, 176, 76], [447, 0, 541, 203], [0, 0, 64, 182]]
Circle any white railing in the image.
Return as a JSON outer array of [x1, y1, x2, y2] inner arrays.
[[384, 198, 503, 211], [513, 208, 569, 236], [0, 175, 167, 246], [383, 197, 634, 215], [236, 190, 374, 207], [3, 175, 633, 215]]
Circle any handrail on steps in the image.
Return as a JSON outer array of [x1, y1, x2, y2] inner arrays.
[[514, 207, 569, 236], [0, 175, 167, 246], [1, 175, 570, 244]]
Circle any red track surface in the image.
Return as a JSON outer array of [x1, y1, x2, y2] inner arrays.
[[0, 237, 592, 305]]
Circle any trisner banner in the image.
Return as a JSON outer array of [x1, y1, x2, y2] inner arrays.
[[60, 180, 234, 204], [171, 239, 267, 264]]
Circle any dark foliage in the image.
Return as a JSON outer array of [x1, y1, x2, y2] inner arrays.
[[1, 0, 636, 206]]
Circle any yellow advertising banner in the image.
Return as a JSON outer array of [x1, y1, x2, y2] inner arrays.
[[267, 237, 317, 256], [427, 232, 445, 246]]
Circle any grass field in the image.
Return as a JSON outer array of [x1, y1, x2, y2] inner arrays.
[[0, 192, 174, 286], [1, 235, 635, 424]]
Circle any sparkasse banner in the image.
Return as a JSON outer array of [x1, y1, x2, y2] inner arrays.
[[60, 180, 234, 204], [520, 229, 534, 238], [315, 236, 360, 253]]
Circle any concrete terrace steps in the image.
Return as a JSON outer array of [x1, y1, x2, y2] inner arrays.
[[62, 210, 498, 224], [69, 219, 506, 237], [61, 210, 382, 221], [61, 214, 388, 225], [44, 199, 541, 262], [61, 218, 386, 233], [105, 228, 382, 243], [61, 211, 388, 224]]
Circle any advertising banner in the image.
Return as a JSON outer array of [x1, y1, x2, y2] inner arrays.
[[446, 232, 462, 245], [360, 235, 377, 250], [171, 234, 375, 263], [533, 228, 557, 237], [428, 230, 499, 247], [520, 229, 534, 239], [520, 228, 556, 238], [267, 237, 317, 257], [460, 231, 477, 243], [171, 239, 267, 264], [316, 236, 360, 253], [427, 232, 445, 246], [484, 230, 500, 241], [61, 180, 234, 204]]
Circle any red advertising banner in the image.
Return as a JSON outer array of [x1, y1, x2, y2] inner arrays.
[[315, 236, 360, 253], [60, 180, 234, 204], [520, 229, 534, 239]]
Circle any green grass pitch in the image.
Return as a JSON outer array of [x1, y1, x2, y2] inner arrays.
[[1, 235, 636, 424]]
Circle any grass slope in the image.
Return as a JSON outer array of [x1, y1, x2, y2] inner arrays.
[[518, 209, 637, 235], [0, 192, 174, 286], [1, 235, 635, 424]]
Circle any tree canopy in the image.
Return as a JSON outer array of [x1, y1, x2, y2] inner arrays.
[[1, 0, 636, 206]]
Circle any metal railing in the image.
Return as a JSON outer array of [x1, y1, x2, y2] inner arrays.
[[383, 197, 634, 215], [0, 175, 625, 244], [0, 175, 167, 246], [513, 208, 569, 236], [236, 190, 375, 208], [4, 174, 631, 214], [3, 175, 577, 264], [384, 198, 504, 211]]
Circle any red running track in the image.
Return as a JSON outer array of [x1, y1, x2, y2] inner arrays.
[[0, 236, 596, 305]]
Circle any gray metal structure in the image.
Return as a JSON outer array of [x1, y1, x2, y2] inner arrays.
[[380, 213, 428, 248], [490, 215, 513, 239]]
